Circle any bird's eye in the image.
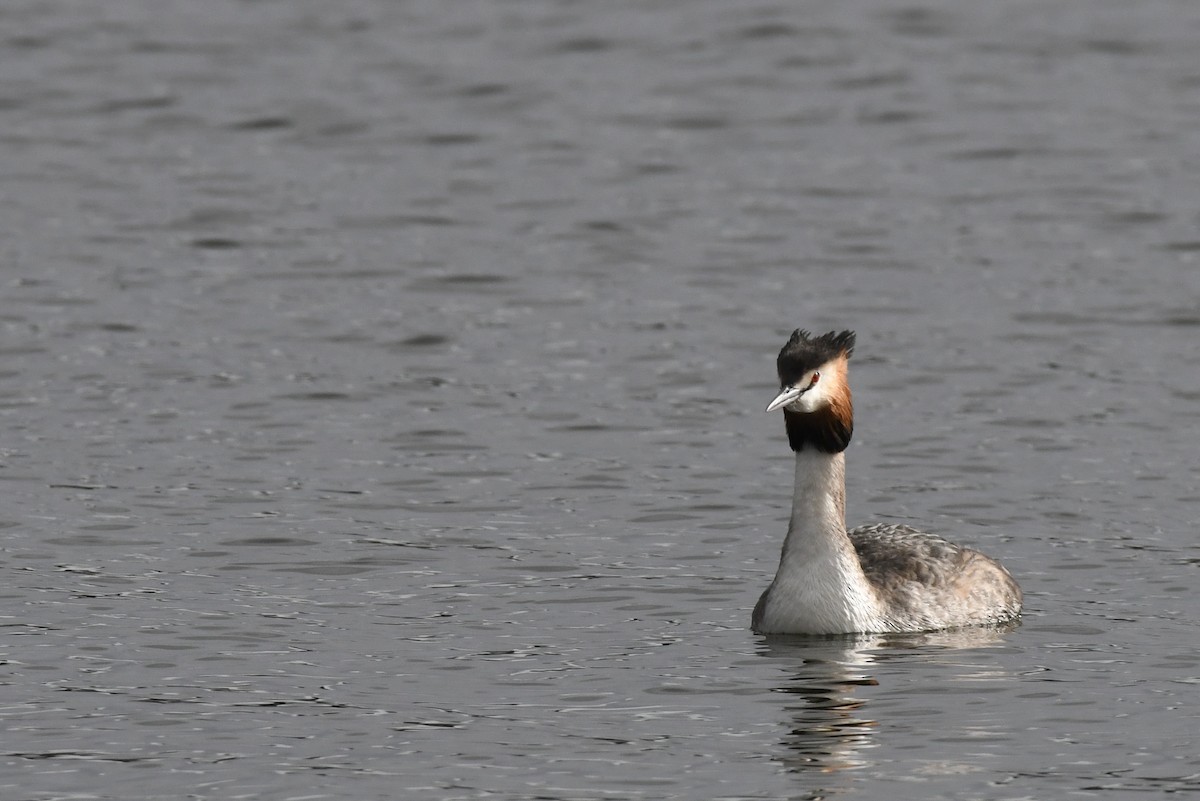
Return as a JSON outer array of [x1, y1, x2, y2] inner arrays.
[[809, 371, 820, 386]]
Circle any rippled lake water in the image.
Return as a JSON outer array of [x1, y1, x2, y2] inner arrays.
[[3, 0, 1200, 798]]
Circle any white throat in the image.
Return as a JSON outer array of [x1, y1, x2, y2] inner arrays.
[[787, 449, 848, 547]]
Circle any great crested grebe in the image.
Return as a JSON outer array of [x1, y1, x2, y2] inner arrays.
[[752, 329, 1022, 635]]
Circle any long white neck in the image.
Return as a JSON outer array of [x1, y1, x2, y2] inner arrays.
[[786, 449, 849, 554], [756, 449, 885, 634]]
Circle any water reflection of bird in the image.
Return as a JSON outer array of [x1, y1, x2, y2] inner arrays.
[[753, 330, 1022, 635], [761, 625, 1019, 774]]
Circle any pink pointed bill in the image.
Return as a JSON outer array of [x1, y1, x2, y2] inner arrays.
[[765, 386, 804, 412]]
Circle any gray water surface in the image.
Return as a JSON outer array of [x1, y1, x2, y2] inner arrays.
[[3, 1, 1200, 799]]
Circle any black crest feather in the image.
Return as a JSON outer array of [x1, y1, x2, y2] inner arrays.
[[776, 329, 855, 387]]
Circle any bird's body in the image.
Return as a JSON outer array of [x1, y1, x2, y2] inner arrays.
[[753, 330, 1022, 635]]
